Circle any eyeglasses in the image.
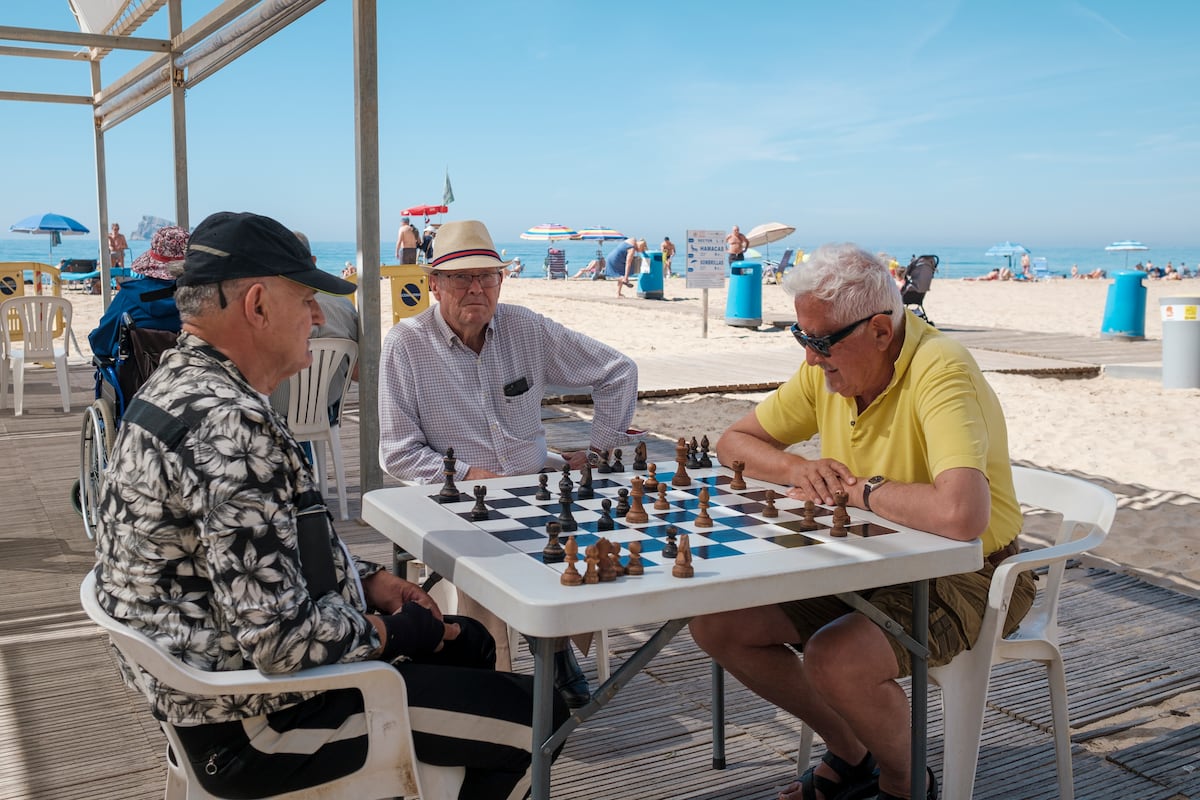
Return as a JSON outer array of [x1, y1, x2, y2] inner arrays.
[[790, 311, 891, 357], [434, 270, 503, 289]]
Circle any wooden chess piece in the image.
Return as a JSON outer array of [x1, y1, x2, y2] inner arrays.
[[609, 540, 625, 577], [615, 488, 630, 517], [694, 486, 713, 527], [662, 525, 678, 559], [686, 437, 701, 469], [596, 449, 612, 474], [543, 521, 565, 563], [626, 540, 644, 575], [437, 447, 461, 503], [699, 435, 713, 468], [597, 538, 618, 581], [597, 498, 615, 531], [799, 499, 820, 531], [560, 536, 583, 586], [653, 482, 668, 510], [729, 460, 747, 490], [672, 437, 691, 486], [583, 545, 600, 584], [762, 489, 779, 518], [557, 484, 578, 532], [632, 441, 648, 471], [470, 485, 489, 520], [830, 491, 850, 537], [610, 448, 624, 473], [644, 464, 659, 492], [672, 533, 694, 578], [558, 464, 574, 496], [577, 461, 594, 500], [535, 472, 551, 501], [625, 476, 649, 524]]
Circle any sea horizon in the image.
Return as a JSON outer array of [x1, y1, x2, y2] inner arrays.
[[3, 237, 1195, 282]]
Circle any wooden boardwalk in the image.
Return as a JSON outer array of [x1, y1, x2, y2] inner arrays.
[[1, 326, 1195, 800]]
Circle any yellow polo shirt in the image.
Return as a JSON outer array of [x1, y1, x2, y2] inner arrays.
[[756, 312, 1020, 556]]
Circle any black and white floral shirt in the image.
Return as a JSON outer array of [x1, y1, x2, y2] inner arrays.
[[94, 333, 384, 725]]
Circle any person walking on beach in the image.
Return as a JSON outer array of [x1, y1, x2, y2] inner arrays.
[[107, 222, 129, 268], [726, 225, 749, 262], [394, 216, 420, 264], [93, 210, 565, 800], [378, 219, 638, 706], [689, 242, 1033, 800], [661, 236, 676, 277]]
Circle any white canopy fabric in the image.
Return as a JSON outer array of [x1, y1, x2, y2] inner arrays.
[[68, 0, 147, 35]]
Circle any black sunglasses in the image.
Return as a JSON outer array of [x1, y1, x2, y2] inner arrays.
[[790, 311, 892, 357]]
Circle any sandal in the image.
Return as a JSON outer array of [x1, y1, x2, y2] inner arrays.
[[799, 750, 878, 800], [876, 767, 938, 800]]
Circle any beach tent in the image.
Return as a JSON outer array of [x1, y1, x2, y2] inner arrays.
[[1, 1, 389, 492]]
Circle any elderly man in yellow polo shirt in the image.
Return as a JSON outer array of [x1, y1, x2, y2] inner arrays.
[[689, 243, 1035, 800]]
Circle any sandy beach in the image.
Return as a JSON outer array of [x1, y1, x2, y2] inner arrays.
[[64, 274, 1200, 595]]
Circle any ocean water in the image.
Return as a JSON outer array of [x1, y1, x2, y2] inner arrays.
[[4, 237, 1197, 282]]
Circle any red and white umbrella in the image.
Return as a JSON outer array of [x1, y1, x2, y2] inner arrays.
[[574, 226, 626, 261]]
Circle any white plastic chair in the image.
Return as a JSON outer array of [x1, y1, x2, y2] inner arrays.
[[279, 337, 358, 520], [1, 295, 73, 416], [79, 571, 464, 800], [790, 466, 1117, 799]]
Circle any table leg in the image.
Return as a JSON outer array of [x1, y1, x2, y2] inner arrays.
[[711, 661, 726, 769], [911, 579, 929, 800], [531, 635, 556, 800]]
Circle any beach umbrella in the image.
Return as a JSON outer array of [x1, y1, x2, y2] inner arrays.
[[985, 241, 1029, 270], [520, 223, 577, 242], [574, 226, 625, 262], [10, 212, 90, 260], [402, 204, 449, 218], [745, 222, 796, 261], [1105, 240, 1149, 268]]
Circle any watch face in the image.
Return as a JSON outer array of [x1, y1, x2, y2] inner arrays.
[[868, 475, 885, 485]]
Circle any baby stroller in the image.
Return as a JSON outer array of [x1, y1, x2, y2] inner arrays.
[[75, 314, 179, 538], [900, 254, 939, 326]]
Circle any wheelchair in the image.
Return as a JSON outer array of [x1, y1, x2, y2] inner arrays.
[[74, 314, 178, 538]]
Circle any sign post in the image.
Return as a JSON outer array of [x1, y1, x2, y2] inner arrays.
[[685, 229, 727, 338]]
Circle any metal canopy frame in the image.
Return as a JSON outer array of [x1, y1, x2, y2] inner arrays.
[[0, 0, 386, 493]]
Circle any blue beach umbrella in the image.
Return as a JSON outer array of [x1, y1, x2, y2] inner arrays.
[[10, 212, 90, 260], [985, 241, 1029, 270], [1104, 240, 1149, 268]]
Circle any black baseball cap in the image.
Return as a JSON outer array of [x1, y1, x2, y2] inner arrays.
[[177, 211, 356, 296]]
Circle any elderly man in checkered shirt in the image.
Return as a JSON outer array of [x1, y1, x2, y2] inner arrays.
[[379, 219, 639, 707]]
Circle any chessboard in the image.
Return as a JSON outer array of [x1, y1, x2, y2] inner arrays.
[[430, 465, 898, 580]]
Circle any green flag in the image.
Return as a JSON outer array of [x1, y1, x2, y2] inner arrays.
[[443, 171, 455, 206]]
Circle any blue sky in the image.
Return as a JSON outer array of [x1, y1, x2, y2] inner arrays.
[[1, 1, 1198, 247]]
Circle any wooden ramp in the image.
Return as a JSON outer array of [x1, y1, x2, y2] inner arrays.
[[1, 347, 1194, 800]]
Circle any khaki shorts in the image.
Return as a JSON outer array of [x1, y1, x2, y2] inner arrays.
[[779, 565, 1037, 677]]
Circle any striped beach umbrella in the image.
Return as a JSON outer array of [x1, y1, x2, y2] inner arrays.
[[1105, 240, 1149, 268], [520, 223, 577, 242], [575, 226, 626, 261]]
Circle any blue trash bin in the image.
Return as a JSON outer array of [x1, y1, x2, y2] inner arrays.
[[1100, 271, 1147, 340], [637, 251, 664, 300], [725, 261, 762, 328]]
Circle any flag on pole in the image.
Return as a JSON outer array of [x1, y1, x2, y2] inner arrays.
[[443, 170, 455, 206]]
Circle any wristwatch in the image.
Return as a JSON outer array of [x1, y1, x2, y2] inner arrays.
[[862, 475, 887, 512]]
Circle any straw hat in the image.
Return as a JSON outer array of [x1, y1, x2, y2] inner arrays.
[[424, 220, 512, 273], [130, 225, 189, 281]]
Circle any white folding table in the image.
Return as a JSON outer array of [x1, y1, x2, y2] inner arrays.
[[362, 467, 982, 800]]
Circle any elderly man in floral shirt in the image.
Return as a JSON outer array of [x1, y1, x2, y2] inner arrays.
[[93, 211, 564, 800]]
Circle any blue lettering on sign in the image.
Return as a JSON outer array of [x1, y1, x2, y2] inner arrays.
[[400, 283, 423, 307]]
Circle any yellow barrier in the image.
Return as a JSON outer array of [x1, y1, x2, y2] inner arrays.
[[0, 262, 67, 340], [382, 264, 430, 322], [345, 264, 431, 324]]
